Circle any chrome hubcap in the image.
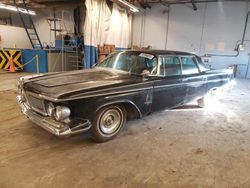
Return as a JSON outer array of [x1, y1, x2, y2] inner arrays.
[[99, 109, 122, 135]]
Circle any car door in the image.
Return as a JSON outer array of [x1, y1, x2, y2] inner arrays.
[[151, 55, 187, 111], [180, 56, 207, 103]]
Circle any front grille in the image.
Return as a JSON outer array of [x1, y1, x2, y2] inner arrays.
[[24, 92, 47, 115]]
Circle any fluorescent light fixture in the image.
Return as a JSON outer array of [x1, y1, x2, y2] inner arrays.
[[117, 0, 139, 12], [0, 3, 36, 15]]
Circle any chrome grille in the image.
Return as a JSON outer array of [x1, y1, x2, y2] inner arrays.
[[25, 92, 47, 115]]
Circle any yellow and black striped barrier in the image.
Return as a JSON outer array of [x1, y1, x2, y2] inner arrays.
[[0, 49, 23, 71]]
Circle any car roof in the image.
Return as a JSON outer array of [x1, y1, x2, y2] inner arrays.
[[120, 49, 196, 56]]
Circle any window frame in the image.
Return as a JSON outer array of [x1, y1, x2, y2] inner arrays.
[[179, 55, 201, 75], [96, 51, 159, 76], [193, 55, 209, 72], [157, 55, 183, 77], [144, 56, 159, 76]]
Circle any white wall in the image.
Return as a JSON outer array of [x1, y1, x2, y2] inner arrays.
[[0, 25, 32, 49], [0, 9, 23, 27], [0, 8, 75, 49], [132, 1, 250, 77], [0, 9, 32, 49], [34, 8, 75, 46]]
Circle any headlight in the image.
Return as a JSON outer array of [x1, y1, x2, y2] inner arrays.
[[54, 106, 71, 121], [46, 102, 55, 116]]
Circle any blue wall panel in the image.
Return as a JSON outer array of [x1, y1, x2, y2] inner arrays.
[[22, 50, 48, 73], [84, 45, 98, 68]]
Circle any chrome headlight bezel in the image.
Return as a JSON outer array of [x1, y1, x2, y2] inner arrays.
[[17, 84, 22, 94], [54, 106, 71, 121]]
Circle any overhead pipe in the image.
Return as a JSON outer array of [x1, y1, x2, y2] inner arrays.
[[144, 0, 249, 58], [241, 10, 250, 46], [204, 49, 239, 58]]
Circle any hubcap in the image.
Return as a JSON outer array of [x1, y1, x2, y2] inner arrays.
[[99, 109, 122, 135]]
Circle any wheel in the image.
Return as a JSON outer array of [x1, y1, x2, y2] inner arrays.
[[91, 104, 127, 142], [197, 97, 205, 108], [197, 88, 218, 108]]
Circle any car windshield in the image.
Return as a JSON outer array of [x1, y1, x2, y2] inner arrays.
[[96, 51, 158, 75]]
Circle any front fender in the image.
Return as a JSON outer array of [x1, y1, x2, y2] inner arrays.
[[68, 90, 149, 121], [95, 99, 142, 118]]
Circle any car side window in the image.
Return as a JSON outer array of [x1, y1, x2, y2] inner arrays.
[[181, 56, 199, 74], [146, 58, 158, 75], [159, 56, 181, 76], [194, 56, 209, 72]]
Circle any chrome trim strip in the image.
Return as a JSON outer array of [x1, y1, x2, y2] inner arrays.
[[154, 78, 229, 89], [70, 86, 154, 99], [154, 82, 184, 89], [64, 80, 155, 97], [207, 78, 229, 83], [154, 81, 205, 89], [24, 77, 230, 102], [26, 86, 154, 102]]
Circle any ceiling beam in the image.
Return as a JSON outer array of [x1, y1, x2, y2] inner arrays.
[[145, 0, 217, 4], [145, 0, 250, 5], [1, 0, 82, 8], [32, 0, 81, 6]]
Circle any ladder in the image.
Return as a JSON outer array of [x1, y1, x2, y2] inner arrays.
[[13, 0, 43, 49], [69, 48, 84, 70], [64, 40, 84, 70]]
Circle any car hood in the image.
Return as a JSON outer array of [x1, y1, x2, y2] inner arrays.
[[23, 68, 143, 101]]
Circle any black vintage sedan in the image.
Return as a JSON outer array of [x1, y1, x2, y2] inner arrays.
[[17, 50, 234, 142]]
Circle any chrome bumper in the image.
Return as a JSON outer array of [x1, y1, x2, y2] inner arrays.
[[16, 95, 91, 137]]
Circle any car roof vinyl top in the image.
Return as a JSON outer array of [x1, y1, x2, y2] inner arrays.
[[122, 49, 195, 56]]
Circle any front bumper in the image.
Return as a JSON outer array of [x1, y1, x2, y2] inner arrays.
[[16, 95, 91, 137]]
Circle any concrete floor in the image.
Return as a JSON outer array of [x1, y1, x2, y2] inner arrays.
[[0, 71, 250, 188]]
